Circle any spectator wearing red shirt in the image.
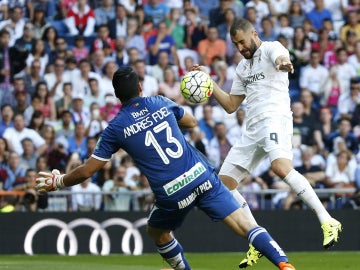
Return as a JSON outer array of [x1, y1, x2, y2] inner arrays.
[[64, 0, 95, 37]]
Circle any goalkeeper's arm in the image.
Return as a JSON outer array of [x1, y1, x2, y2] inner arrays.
[[36, 157, 107, 193]]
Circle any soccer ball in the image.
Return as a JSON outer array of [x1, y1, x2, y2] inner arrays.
[[180, 70, 213, 103]]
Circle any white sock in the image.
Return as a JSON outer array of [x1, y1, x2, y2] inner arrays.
[[231, 189, 258, 225], [283, 169, 332, 223]]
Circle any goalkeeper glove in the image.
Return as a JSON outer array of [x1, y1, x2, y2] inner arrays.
[[36, 169, 66, 193]]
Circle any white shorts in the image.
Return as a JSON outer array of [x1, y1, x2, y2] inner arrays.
[[219, 116, 293, 183]]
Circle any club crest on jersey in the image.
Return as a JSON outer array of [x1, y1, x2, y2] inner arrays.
[[163, 162, 206, 195]]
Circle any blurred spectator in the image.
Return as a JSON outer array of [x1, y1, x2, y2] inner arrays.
[[198, 104, 216, 142], [305, 0, 332, 32], [100, 93, 121, 123], [102, 165, 133, 211], [45, 57, 71, 102], [84, 78, 105, 108], [207, 122, 232, 171], [192, 0, 217, 24], [137, 173, 154, 211], [41, 26, 58, 63], [54, 110, 75, 139], [325, 117, 359, 155], [344, 29, 358, 56], [35, 155, 49, 174], [27, 110, 45, 133], [218, 8, 237, 62], [113, 36, 130, 67], [108, 3, 127, 39], [198, 26, 226, 66], [3, 151, 27, 190], [238, 175, 263, 210], [311, 28, 335, 64], [299, 50, 329, 98], [64, 0, 95, 37], [19, 138, 38, 170], [25, 39, 48, 76], [0, 29, 28, 96], [333, 47, 356, 91], [95, 0, 116, 27], [71, 58, 102, 97], [73, 35, 90, 63], [319, 106, 337, 140], [291, 26, 311, 68], [0, 6, 26, 47], [55, 82, 73, 117], [3, 113, 46, 156], [147, 21, 179, 66], [144, 0, 170, 27], [245, 0, 270, 27], [0, 137, 9, 188], [31, 6, 51, 40], [300, 88, 320, 122], [187, 126, 207, 157], [275, 13, 294, 42], [91, 49, 107, 75], [71, 178, 102, 211], [86, 102, 108, 138], [124, 17, 146, 58], [33, 81, 56, 122], [70, 92, 91, 128], [0, 1, 8, 21], [67, 121, 88, 159], [14, 22, 36, 53], [158, 66, 183, 103], [0, 104, 14, 137], [166, 8, 184, 49], [337, 77, 360, 120], [92, 24, 115, 53], [209, 0, 232, 27], [183, 7, 206, 50], [57, 0, 77, 19], [244, 7, 261, 33], [347, 40, 360, 76], [292, 101, 324, 149], [258, 17, 277, 42], [227, 107, 246, 146], [133, 59, 159, 96], [340, 10, 360, 43], [149, 50, 176, 82], [318, 65, 347, 113], [325, 149, 356, 206], [40, 124, 56, 155], [46, 136, 69, 172], [22, 59, 43, 96]]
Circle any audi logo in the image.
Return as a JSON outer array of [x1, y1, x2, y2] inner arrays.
[[24, 218, 148, 256]]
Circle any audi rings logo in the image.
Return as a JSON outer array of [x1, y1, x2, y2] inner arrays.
[[24, 218, 148, 256]]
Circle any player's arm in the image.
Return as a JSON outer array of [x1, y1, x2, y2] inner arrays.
[[177, 111, 198, 129], [36, 157, 107, 193], [275, 55, 294, 73], [212, 80, 245, 114], [192, 64, 245, 114]]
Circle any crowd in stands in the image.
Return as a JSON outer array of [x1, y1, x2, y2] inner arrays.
[[1, 0, 360, 213]]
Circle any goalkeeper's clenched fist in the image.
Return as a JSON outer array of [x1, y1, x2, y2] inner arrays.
[[36, 169, 66, 193]]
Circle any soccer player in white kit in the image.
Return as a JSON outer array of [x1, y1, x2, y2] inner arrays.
[[193, 18, 342, 268]]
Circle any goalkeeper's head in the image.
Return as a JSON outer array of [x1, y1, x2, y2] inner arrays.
[[112, 66, 142, 103]]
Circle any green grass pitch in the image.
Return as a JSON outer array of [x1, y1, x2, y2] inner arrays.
[[0, 252, 359, 270]]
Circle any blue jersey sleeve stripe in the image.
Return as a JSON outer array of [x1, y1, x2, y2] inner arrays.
[[91, 154, 111, 161]]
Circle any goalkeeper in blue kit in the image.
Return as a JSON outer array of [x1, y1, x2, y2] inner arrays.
[[36, 67, 295, 270]]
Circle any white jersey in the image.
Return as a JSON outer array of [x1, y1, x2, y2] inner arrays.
[[231, 41, 292, 128]]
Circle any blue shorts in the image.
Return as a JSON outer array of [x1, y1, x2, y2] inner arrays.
[[147, 173, 240, 231]]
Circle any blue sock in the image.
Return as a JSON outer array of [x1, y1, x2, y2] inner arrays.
[[157, 238, 191, 270], [248, 226, 288, 266]]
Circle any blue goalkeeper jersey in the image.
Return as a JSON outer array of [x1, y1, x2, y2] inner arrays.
[[92, 95, 216, 209]]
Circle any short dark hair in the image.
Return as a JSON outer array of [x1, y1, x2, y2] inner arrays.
[[230, 18, 253, 37], [112, 67, 140, 102]]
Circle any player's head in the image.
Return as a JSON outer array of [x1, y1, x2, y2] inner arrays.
[[230, 18, 259, 59], [112, 66, 141, 103]]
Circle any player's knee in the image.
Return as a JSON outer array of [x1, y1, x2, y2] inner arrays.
[[271, 159, 293, 179], [219, 175, 238, 190]]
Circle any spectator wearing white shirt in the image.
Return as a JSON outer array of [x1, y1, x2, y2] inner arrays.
[[245, 0, 270, 26], [299, 50, 329, 97], [3, 113, 46, 156], [71, 178, 102, 212], [0, 6, 25, 47], [133, 59, 159, 97]]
